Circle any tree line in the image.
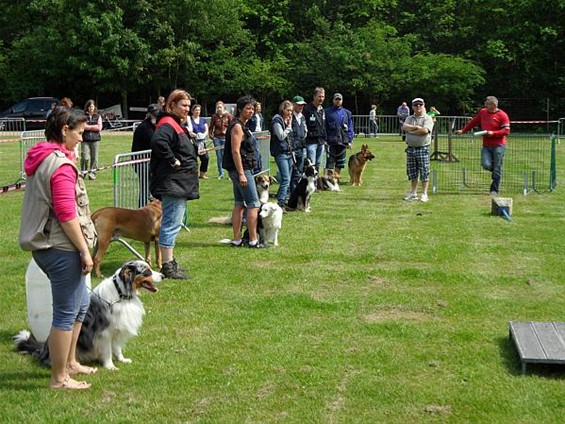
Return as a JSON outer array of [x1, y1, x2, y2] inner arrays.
[[0, 0, 563, 118]]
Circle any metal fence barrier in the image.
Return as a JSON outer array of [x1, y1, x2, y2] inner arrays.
[[430, 133, 556, 195], [0, 118, 26, 135]]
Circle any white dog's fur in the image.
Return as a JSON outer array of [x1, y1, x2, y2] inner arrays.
[[258, 202, 283, 246]]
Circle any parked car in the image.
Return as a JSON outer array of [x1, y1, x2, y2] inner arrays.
[[0, 97, 59, 130]]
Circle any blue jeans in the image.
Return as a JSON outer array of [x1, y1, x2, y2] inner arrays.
[[306, 143, 324, 169], [159, 196, 187, 249], [275, 153, 293, 204], [481, 145, 506, 193], [213, 138, 225, 177], [32, 249, 89, 331]]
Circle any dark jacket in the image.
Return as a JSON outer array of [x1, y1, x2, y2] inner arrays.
[[223, 119, 257, 171], [303, 102, 326, 145], [131, 117, 155, 152], [325, 106, 354, 146], [269, 114, 292, 157], [150, 114, 199, 200], [290, 113, 307, 150]]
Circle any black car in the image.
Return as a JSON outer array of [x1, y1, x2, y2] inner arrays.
[[0, 97, 59, 130]]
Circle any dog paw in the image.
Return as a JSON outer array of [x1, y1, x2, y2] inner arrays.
[[119, 358, 132, 364], [103, 362, 119, 371]]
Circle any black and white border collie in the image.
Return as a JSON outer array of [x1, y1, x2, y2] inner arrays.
[[14, 260, 161, 370], [287, 158, 318, 213]]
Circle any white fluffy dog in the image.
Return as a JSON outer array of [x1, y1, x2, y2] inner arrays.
[[259, 202, 283, 246]]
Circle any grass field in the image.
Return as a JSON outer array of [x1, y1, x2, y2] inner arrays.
[[1, 133, 564, 423]]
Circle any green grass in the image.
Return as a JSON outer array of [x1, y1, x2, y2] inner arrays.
[[1, 134, 565, 423]]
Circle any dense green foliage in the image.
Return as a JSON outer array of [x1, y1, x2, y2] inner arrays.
[[0, 0, 563, 115]]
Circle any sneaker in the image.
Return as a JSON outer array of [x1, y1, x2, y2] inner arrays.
[[218, 175, 224, 180], [88, 172, 97, 180], [160, 261, 188, 280], [230, 239, 245, 247], [404, 192, 418, 201], [248, 241, 266, 249], [490, 191, 499, 197], [420, 193, 429, 203]]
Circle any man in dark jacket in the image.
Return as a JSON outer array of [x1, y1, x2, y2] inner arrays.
[[131, 104, 159, 207], [303, 87, 326, 173], [325, 93, 353, 175]]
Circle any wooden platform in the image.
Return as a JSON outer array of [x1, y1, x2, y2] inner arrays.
[[509, 321, 565, 374]]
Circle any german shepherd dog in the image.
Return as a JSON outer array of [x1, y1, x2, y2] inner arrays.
[[348, 144, 375, 186], [91, 199, 162, 277], [287, 158, 318, 212]]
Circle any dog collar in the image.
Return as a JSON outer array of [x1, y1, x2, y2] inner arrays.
[[113, 275, 133, 300]]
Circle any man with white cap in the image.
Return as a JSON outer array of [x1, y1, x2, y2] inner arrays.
[[324, 93, 353, 175], [290, 95, 308, 193], [402, 97, 434, 202]]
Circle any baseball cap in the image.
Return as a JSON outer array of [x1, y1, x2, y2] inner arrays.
[[412, 98, 424, 105], [333, 93, 343, 100], [147, 104, 159, 115], [292, 95, 306, 105]]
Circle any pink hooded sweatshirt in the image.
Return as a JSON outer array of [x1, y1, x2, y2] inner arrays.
[[24, 142, 78, 222]]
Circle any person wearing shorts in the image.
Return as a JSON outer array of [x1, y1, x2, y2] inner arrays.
[[402, 98, 435, 202], [222, 95, 264, 248]]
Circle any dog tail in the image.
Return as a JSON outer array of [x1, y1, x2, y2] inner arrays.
[[208, 216, 232, 225], [13, 330, 46, 359]]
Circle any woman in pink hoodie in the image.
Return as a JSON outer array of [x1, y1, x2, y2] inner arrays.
[[20, 106, 97, 390]]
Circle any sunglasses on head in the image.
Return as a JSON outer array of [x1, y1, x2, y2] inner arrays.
[[413, 103, 423, 106]]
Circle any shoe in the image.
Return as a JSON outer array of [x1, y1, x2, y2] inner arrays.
[[218, 175, 224, 180], [490, 191, 499, 197], [160, 261, 188, 279], [404, 192, 418, 201], [88, 172, 96, 180], [248, 241, 266, 249], [230, 239, 245, 247], [171, 258, 187, 273], [199, 172, 208, 179], [420, 193, 429, 203]]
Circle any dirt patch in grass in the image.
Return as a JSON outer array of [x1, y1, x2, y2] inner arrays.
[[363, 305, 437, 322]]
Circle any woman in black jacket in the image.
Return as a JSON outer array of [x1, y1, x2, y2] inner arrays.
[[150, 90, 199, 279]]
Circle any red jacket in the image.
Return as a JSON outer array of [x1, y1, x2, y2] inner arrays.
[[461, 108, 510, 147]]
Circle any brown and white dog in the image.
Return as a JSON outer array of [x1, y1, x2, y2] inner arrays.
[[317, 168, 341, 192], [14, 260, 161, 370], [348, 144, 375, 186], [91, 199, 162, 277], [255, 174, 273, 204]]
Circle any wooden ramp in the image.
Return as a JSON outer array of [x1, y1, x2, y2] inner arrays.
[[509, 321, 565, 374]]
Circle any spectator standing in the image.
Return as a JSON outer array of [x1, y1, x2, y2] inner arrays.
[[19, 106, 97, 390], [150, 90, 199, 279], [247, 101, 264, 132], [369, 104, 379, 136], [270, 100, 294, 208], [188, 104, 210, 180], [290, 95, 308, 194], [81, 99, 102, 180], [402, 98, 434, 202], [397, 101, 410, 141], [427, 106, 441, 141], [455, 96, 510, 196], [209, 101, 233, 179], [131, 104, 159, 207], [222, 95, 264, 248], [325, 93, 353, 176], [303, 87, 327, 173], [157, 96, 165, 110]]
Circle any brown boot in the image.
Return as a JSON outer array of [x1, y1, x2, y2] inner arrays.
[[199, 171, 208, 179]]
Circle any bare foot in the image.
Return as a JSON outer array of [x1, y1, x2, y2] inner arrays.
[[50, 377, 91, 390], [67, 363, 98, 376]]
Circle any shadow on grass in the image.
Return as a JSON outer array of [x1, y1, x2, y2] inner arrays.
[[496, 335, 565, 379]]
